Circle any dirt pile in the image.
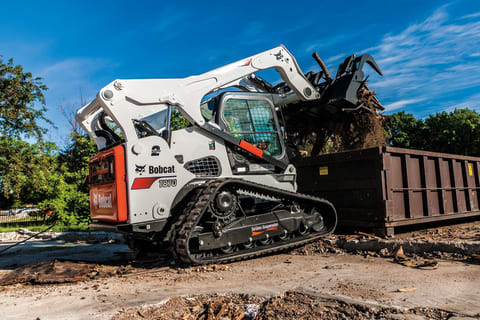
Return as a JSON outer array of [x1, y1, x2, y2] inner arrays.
[[111, 291, 453, 320], [0, 260, 94, 285], [0, 261, 137, 286], [283, 91, 388, 156]]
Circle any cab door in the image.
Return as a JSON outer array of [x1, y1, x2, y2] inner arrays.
[[89, 145, 128, 222], [217, 92, 288, 174]]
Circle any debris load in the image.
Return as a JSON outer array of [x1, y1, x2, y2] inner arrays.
[[111, 291, 453, 320], [0, 260, 94, 285]]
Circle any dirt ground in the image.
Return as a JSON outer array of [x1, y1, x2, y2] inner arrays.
[[0, 222, 479, 320]]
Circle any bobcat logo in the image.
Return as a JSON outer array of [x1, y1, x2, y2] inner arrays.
[[135, 164, 146, 175]]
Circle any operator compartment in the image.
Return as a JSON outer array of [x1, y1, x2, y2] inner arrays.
[[89, 145, 127, 222]]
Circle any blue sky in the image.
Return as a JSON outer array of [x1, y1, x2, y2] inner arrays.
[[2, 0, 480, 145]]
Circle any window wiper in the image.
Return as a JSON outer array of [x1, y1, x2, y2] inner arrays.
[[133, 119, 160, 137]]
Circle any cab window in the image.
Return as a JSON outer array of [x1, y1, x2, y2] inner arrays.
[[89, 155, 115, 185], [223, 99, 282, 157], [134, 108, 169, 139]]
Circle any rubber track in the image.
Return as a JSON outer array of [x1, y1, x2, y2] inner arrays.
[[173, 179, 337, 265], [168, 188, 203, 260]]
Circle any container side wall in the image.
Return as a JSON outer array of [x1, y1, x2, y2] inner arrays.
[[295, 146, 480, 233]]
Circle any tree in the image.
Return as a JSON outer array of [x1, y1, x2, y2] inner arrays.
[[424, 109, 480, 156], [0, 56, 96, 226], [58, 133, 97, 191], [0, 137, 58, 208], [388, 108, 480, 156], [35, 133, 97, 225], [0, 57, 56, 208], [0, 57, 52, 139], [388, 111, 427, 149]]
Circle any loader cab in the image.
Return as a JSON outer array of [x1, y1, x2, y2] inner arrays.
[[203, 92, 289, 174]]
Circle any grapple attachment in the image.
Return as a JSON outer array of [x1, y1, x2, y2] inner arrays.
[[282, 51, 387, 155], [319, 53, 384, 112]]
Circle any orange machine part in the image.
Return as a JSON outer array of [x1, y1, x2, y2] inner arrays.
[[239, 139, 263, 158], [89, 145, 127, 222]]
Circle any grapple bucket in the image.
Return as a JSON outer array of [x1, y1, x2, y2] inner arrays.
[[282, 52, 386, 155]]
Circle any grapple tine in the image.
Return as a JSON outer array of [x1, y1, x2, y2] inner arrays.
[[357, 53, 383, 76]]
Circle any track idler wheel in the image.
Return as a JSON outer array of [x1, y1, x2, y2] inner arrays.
[[309, 209, 325, 232], [211, 190, 237, 221]]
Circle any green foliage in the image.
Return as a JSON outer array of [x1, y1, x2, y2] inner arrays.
[[39, 178, 91, 225], [424, 109, 480, 155], [0, 134, 97, 225], [39, 133, 97, 224], [0, 57, 52, 139], [58, 133, 97, 192], [0, 57, 56, 208], [0, 57, 97, 227], [0, 137, 58, 207], [388, 108, 480, 156], [389, 111, 427, 149], [170, 108, 189, 130]]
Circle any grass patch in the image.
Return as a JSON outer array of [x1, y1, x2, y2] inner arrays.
[[0, 224, 89, 233]]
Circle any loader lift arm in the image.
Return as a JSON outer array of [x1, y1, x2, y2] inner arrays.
[[76, 44, 382, 164], [77, 45, 319, 143]]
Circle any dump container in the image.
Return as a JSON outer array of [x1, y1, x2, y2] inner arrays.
[[294, 146, 480, 236]]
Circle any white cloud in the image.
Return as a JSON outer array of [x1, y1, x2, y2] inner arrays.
[[38, 57, 111, 116], [325, 53, 346, 65], [40, 58, 107, 90], [459, 12, 480, 20], [384, 98, 427, 112], [443, 92, 480, 112], [365, 4, 480, 115]]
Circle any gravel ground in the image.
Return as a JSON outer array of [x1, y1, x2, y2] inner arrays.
[[0, 221, 479, 320]]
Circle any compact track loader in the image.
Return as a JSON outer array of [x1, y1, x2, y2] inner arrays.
[[76, 45, 382, 264]]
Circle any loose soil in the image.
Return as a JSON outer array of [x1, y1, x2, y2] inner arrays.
[[111, 291, 452, 320]]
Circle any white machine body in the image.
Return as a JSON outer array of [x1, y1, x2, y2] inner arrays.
[[77, 45, 314, 226]]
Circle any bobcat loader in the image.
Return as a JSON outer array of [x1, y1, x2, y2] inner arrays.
[[76, 45, 382, 264]]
